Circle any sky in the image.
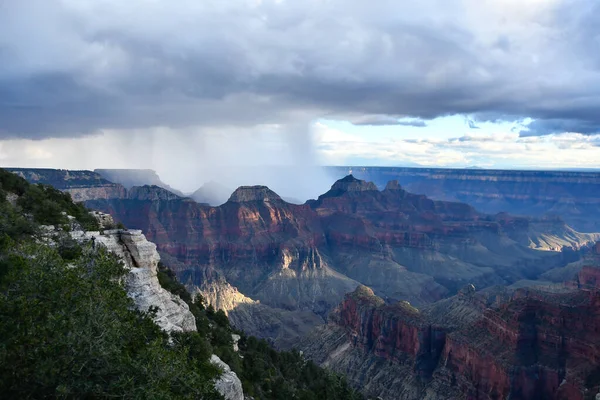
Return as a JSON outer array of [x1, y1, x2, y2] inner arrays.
[[1, 0, 600, 192]]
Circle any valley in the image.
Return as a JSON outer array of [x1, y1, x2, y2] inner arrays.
[[8, 166, 600, 399]]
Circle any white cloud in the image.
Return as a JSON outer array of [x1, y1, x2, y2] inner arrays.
[[313, 122, 600, 169]]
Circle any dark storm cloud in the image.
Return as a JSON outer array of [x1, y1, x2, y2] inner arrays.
[[519, 119, 600, 137], [1, 0, 600, 138]]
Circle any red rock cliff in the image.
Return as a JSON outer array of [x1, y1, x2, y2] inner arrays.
[[439, 289, 600, 400], [332, 286, 600, 400], [334, 286, 447, 378]]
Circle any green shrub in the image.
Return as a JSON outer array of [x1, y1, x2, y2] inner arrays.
[[0, 244, 222, 399]]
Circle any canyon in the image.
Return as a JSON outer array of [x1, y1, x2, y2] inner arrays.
[[11, 169, 598, 333], [9, 166, 600, 399]]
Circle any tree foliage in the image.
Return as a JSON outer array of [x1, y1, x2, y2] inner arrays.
[[0, 243, 222, 399], [0, 168, 99, 231]]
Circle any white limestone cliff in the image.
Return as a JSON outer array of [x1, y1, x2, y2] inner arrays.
[[71, 229, 197, 332], [210, 355, 245, 400], [70, 226, 244, 399]]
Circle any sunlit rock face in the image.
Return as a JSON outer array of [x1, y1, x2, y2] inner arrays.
[[70, 229, 196, 333], [197, 280, 256, 314]]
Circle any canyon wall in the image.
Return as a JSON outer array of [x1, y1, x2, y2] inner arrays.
[[304, 284, 600, 400]]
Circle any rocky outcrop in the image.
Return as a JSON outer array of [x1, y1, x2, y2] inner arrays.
[[89, 210, 115, 229], [197, 280, 257, 314], [210, 355, 244, 400], [127, 185, 182, 201], [70, 229, 196, 333], [438, 289, 600, 400], [334, 286, 446, 379], [66, 186, 128, 202], [328, 174, 379, 193]]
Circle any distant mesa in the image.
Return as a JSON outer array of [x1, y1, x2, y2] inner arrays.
[[227, 185, 283, 203], [331, 175, 379, 193], [306, 175, 380, 207], [127, 185, 182, 201], [384, 180, 402, 191]]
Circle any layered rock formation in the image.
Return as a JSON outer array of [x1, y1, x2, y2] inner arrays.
[[7, 168, 127, 201], [6, 168, 186, 203], [331, 167, 600, 233], [14, 168, 598, 354], [80, 175, 598, 347], [14, 167, 600, 399], [303, 284, 600, 400], [70, 229, 197, 333], [335, 286, 446, 379]]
